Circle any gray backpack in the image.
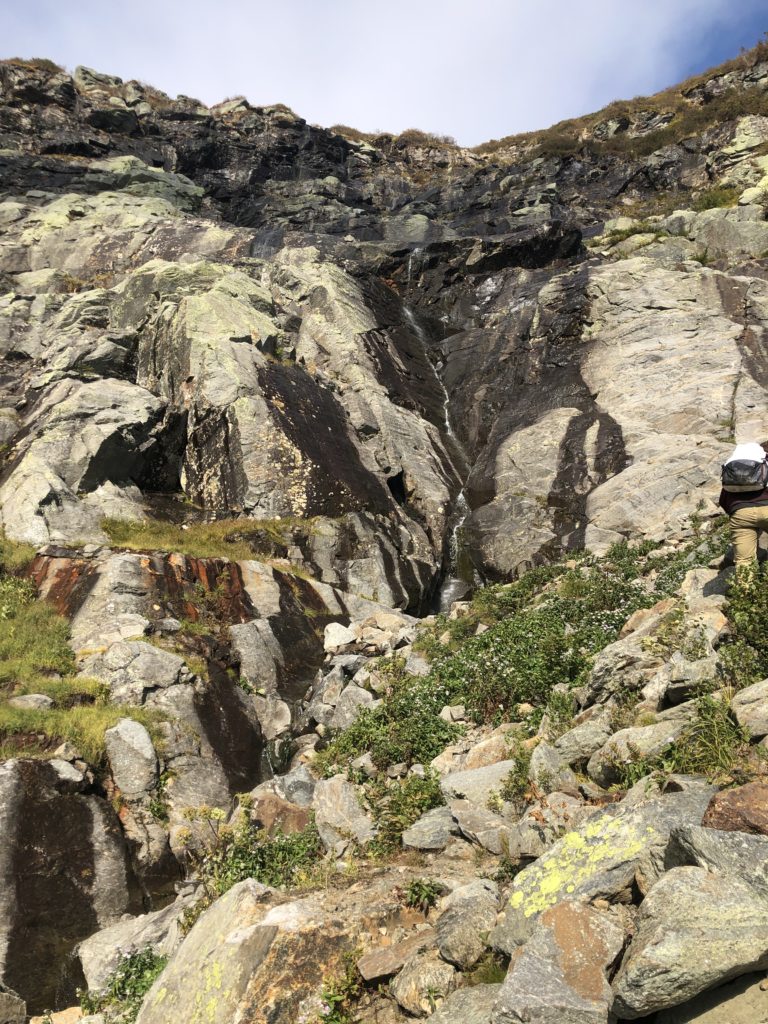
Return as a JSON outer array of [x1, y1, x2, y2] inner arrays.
[[721, 458, 768, 492]]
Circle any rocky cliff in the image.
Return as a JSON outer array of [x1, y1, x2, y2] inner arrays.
[[3, 43, 768, 1024]]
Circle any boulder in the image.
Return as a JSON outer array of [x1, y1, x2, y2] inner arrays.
[[586, 719, 686, 787], [0, 759, 134, 1013], [0, 985, 25, 1024], [611, 866, 768, 1018], [493, 902, 625, 1024], [389, 951, 457, 1017], [666, 824, 768, 900], [77, 897, 192, 991], [528, 742, 579, 794], [490, 788, 714, 954], [250, 793, 311, 836], [436, 879, 498, 970], [402, 806, 458, 851], [464, 729, 515, 770], [553, 712, 614, 767], [329, 684, 377, 731], [311, 775, 375, 851], [357, 928, 437, 982], [450, 799, 517, 856], [427, 984, 502, 1024], [440, 761, 517, 806], [271, 764, 316, 807], [7, 694, 54, 710], [104, 718, 158, 797], [731, 678, 768, 739], [701, 781, 768, 835], [81, 641, 188, 704], [323, 622, 357, 651]]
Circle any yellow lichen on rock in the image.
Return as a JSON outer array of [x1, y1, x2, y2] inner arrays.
[[508, 813, 655, 918]]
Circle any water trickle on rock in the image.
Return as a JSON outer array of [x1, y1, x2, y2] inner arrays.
[[402, 303, 474, 610]]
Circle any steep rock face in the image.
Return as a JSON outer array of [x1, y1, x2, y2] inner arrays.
[[0, 759, 138, 1013], [6, 57, 768, 590]]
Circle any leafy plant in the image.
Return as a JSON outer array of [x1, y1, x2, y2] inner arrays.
[[79, 947, 167, 1023], [180, 808, 324, 931], [313, 949, 364, 1024], [497, 739, 534, 804], [404, 877, 441, 913], [315, 659, 460, 775], [721, 563, 768, 687]]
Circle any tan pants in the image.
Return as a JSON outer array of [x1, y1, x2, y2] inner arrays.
[[730, 504, 768, 567]]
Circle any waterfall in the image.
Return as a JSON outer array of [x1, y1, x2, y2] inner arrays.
[[402, 304, 474, 611]]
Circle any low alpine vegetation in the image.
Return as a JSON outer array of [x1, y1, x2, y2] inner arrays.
[[365, 770, 443, 857], [179, 805, 324, 930], [79, 947, 167, 1023], [102, 515, 309, 562], [317, 524, 728, 775], [720, 562, 768, 687], [404, 877, 442, 913], [0, 531, 160, 761], [612, 693, 753, 787]]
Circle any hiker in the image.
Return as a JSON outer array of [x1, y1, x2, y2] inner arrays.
[[719, 441, 768, 568]]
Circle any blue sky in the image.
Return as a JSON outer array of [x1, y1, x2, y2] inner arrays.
[[5, 0, 768, 145]]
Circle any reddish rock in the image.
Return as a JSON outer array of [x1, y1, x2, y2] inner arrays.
[[251, 793, 311, 836], [702, 782, 768, 836], [357, 928, 437, 982]]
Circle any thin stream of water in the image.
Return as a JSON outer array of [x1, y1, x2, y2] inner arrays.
[[402, 303, 474, 609]]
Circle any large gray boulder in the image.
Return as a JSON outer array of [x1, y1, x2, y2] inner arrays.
[[427, 984, 502, 1024], [435, 879, 498, 970], [493, 902, 625, 1024], [402, 806, 458, 851], [612, 866, 768, 1018], [0, 984, 25, 1024], [0, 760, 134, 1014], [439, 760, 517, 805], [586, 718, 687, 787], [81, 641, 190, 704], [77, 896, 192, 991], [389, 951, 457, 1017], [311, 775, 376, 851], [490, 788, 714, 954], [666, 824, 768, 900], [731, 678, 768, 739]]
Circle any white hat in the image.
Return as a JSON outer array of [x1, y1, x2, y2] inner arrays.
[[725, 442, 767, 464]]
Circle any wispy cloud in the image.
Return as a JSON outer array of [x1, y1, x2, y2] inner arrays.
[[5, 0, 767, 145]]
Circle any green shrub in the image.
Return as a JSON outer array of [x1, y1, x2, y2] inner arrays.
[[721, 563, 768, 686], [80, 947, 167, 1023], [180, 809, 324, 930], [315, 660, 460, 775], [497, 739, 533, 803], [404, 877, 441, 912], [692, 186, 740, 211], [367, 771, 443, 856], [314, 949, 364, 1024]]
